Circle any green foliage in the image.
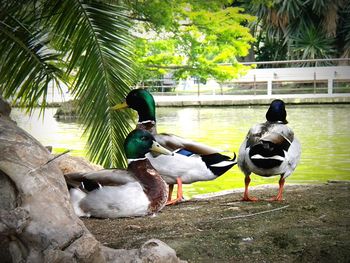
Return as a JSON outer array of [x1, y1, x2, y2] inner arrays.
[[0, 1, 64, 110], [128, 0, 255, 82], [244, 0, 350, 62], [0, 0, 135, 168], [290, 25, 336, 61]]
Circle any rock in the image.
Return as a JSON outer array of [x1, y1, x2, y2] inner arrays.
[[139, 239, 185, 263], [0, 116, 99, 262], [57, 154, 103, 174], [101, 239, 186, 263], [0, 95, 11, 118], [0, 207, 29, 235], [0, 101, 184, 263]]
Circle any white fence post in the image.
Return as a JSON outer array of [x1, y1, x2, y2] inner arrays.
[[328, 79, 333, 95], [267, 80, 272, 95]]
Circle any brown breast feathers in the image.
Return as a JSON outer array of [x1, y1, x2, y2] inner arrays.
[[127, 159, 168, 213]]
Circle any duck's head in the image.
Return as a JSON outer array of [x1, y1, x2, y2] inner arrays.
[[124, 129, 171, 160], [266, 99, 288, 124], [112, 89, 156, 123]]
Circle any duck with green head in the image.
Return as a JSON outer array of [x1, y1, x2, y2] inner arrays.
[[65, 129, 171, 218], [238, 99, 301, 201], [112, 88, 237, 205]]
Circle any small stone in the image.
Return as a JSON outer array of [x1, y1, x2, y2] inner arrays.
[[127, 225, 142, 230], [140, 239, 182, 263], [242, 237, 254, 242], [227, 206, 240, 211]]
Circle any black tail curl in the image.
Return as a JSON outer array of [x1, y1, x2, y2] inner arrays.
[[201, 152, 237, 176], [249, 142, 284, 169]]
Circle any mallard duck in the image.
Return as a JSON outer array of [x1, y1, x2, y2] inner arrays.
[[65, 129, 172, 218], [238, 99, 301, 201], [112, 88, 236, 205]]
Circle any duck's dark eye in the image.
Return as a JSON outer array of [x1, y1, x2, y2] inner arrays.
[[140, 136, 148, 141]]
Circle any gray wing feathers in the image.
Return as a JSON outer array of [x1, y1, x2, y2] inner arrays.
[[237, 138, 251, 176], [65, 169, 136, 187], [285, 137, 301, 177], [155, 133, 221, 155]]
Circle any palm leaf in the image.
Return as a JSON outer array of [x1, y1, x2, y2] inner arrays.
[[0, 2, 64, 112], [289, 25, 336, 62], [47, 0, 135, 168]]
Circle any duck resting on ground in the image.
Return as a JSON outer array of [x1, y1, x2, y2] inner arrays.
[[65, 129, 172, 218], [238, 99, 301, 201], [111, 88, 237, 205]]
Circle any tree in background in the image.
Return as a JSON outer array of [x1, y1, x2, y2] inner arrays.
[[127, 0, 255, 84], [239, 0, 350, 65]]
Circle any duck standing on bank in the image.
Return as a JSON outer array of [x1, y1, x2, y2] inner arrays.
[[238, 99, 301, 201], [112, 88, 237, 205], [65, 129, 172, 218]]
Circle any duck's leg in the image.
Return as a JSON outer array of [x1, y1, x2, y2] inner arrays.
[[167, 184, 174, 202], [267, 175, 285, 201], [166, 178, 183, 205], [242, 175, 258, 201]]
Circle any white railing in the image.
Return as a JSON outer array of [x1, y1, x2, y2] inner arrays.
[[144, 58, 350, 96], [229, 65, 350, 96]]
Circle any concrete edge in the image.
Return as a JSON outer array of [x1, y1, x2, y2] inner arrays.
[[155, 95, 350, 107]]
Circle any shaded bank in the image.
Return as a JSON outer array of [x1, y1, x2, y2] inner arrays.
[[84, 182, 350, 263]]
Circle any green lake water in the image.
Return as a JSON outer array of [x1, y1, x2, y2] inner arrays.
[[11, 104, 350, 198]]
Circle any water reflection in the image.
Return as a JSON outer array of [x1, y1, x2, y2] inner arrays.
[[11, 108, 87, 156], [11, 105, 350, 197]]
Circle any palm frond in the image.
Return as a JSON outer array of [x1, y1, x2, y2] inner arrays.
[[277, 0, 303, 19], [0, 3, 63, 112], [47, 1, 135, 168], [289, 25, 336, 62]]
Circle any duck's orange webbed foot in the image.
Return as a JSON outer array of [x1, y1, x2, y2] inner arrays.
[[166, 178, 184, 206], [166, 197, 184, 206], [242, 176, 258, 201], [242, 195, 259, 202], [266, 196, 283, 201], [266, 177, 285, 201]]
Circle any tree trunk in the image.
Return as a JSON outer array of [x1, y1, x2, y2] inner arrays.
[[0, 97, 183, 263]]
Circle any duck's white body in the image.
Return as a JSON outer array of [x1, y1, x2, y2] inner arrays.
[[146, 152, 216, 184], [69, 182, 150, 218], [149, 133, 235, 184], [238, 122, 301, 179]]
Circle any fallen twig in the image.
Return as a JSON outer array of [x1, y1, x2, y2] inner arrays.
[[216, 205, 290, 221], [46, 149, 71, 164], [26, 149, 71, 176]]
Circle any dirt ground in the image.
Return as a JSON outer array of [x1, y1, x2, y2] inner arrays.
[[84, 181, 350, 263]]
